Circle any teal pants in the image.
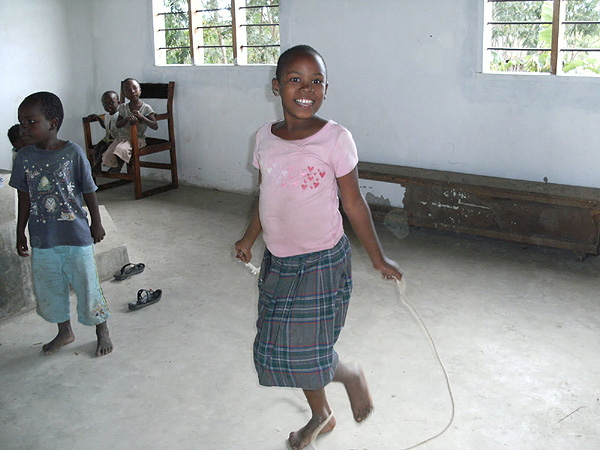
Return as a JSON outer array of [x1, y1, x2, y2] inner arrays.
[[32, 245, 110, 326]]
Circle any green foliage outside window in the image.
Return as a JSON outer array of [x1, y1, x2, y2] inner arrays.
[[489, 0, 600, 75], [245, 0, 280, 64], [163, 0, 192, 64], [200, 0, 233, 64], [159, 0, 279, 65]]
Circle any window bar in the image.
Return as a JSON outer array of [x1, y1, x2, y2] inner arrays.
[[239, 7, 277, 10], [231, 0, 247, 65], [563, 21, 600, 25], [487, 21, 551, 25], [187, 0, 194, 65], [241, 44, 280, 48], [158, 27, 190, 32], [196, 25, 231, 30], [197, 45, 233, 49], [487, 47, 551, 52], [561, 48, 600, 52], [195, 8, 230, 13], [159, 46, 193, 50], [241, 23, 279, 27], [550, 0, 565, 74], [239, 4, 279, 9]]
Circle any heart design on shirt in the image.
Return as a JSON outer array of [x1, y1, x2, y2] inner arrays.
[[314, 182, 319, 188], [302, 184, 308, 190], [319, 171, 326, 178], [308, 176, 314, 181], [307, 166, 314, 173]]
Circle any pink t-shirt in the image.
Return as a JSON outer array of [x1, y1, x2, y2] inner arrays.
[[253, 120, 359, 257]]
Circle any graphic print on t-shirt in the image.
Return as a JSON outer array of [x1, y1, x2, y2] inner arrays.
[[300, 165, 327, 191], [263, 162, 327, 191], [23, 155, 79, 225]]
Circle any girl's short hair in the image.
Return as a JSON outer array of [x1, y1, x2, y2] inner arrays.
[[275, 45, 327, 81], [22, 92, 64, 131]]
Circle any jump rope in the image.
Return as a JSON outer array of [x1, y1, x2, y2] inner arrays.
[[238, 259, 455, 450]]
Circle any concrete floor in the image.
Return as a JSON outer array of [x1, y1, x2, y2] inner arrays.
[[1, 184, 600, 450]]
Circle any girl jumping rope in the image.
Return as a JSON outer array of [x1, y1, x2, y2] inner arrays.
[[235, 45, 403, 449]]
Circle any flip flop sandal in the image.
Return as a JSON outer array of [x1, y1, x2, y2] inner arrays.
[[114, 263, 145, 280], [128, 289, 162, 310]]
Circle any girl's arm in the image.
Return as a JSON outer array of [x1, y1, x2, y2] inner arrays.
[[83, 192, 106, 244], [16, 190, 31, 257], [337, 167, 403, 280], [235, 173, 263, 263], [131, 111, 158, 130], [142, 112, 158, 130], [116, 115, 128, 128]]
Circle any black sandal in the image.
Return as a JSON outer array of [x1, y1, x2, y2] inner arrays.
[[114, 263, 145, 280], [128, 289, 162, 310]]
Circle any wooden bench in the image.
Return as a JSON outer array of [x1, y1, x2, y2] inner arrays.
[[357, 161, 600, 259]]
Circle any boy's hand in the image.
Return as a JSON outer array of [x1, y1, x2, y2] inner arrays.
[[90, 221, 106, 244], [88, 114, 99, 121], [128, 115, 139, 125], [16, 232, 29, 257], [374, 256, 403, 281], [235, 239, 252, 263]]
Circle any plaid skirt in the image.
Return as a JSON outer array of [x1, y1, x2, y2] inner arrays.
[[254, 235, 352, 390]]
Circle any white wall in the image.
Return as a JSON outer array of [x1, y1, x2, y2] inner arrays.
[[282, 0, 600, 199], [0, 0, 95, 171], [3, 0, 600, 206]]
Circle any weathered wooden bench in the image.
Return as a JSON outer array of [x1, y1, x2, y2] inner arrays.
[[357, 161, 600, 259]]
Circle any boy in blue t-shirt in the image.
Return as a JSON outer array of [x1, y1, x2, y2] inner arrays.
[[9, 91, 113, 357]]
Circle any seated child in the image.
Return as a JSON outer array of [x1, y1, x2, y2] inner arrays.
[[101, 78, 158, 173], [8, 124, 25, 167], [88, 90, 120, 173], [9, 91, 113, 357]]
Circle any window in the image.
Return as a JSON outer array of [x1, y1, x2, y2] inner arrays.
[[483, 0, 600, 75], [153, 0, 279, 65]]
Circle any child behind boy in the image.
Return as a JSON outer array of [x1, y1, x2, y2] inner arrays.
[[9, 91, 113, 357], [88, 90, 120, 173], [101, 78, 158, 173], [8, 123, 25, 165]]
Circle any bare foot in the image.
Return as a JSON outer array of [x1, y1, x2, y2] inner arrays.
[[288, 411, 336, 450], [343, 363, 373, 422], [95, 322, 113, 357], [42, 330, 75, 355]]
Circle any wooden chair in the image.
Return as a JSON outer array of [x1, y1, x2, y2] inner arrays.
[[82, 81, 178, 199]]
